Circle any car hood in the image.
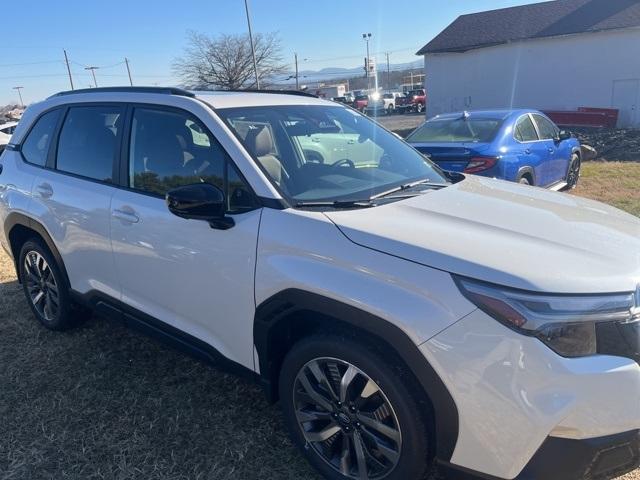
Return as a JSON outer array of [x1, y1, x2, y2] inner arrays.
[[324, 175, 640, 294]]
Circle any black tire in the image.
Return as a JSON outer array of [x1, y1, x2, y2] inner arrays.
[[18, 238, 90, 331], [386, 105, 394, 115], [566, 153, 581, 189], [518, 176, 531, 186], [280, 334, 432, 480]]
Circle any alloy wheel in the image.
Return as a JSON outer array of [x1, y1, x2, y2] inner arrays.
[[293, 357, 402, 479], [567, 157, 580, 187], [24, 251, 59, 322]]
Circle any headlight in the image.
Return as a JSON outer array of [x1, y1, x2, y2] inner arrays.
[[455, 276, 639, 358]]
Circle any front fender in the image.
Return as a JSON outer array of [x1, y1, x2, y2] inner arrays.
[[255, 208, 476, 346]]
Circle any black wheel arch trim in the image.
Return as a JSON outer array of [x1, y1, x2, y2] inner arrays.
[[254, 288, 460, 462], [516, 166, 535, 185], [4, 212, 70, 287]]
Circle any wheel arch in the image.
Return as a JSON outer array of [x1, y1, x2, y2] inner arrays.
[[4, 212, 69, 287], [254, 288, 459, 462], [516, 166, 536, 185]]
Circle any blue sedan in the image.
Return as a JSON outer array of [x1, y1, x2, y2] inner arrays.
[[405, 110, 582, 189]]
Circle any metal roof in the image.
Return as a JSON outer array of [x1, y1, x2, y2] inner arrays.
[[417, 0, 640, 55]]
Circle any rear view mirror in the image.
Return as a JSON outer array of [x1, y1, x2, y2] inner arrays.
[[166, 183, 234, 230]]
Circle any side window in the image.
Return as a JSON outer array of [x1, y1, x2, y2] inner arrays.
[[56, 106, 122, 182], [532, 114, 558, 140], [21, 109, 62, 166], [129, 108, 257, 213], [514, 115, 539, 142]]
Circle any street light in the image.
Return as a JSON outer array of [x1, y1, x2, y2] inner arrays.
[[362, 33, 373, 91], [84, 66, 99, 88], [12, 86, 24, 107], [244, 0, 260, 89]]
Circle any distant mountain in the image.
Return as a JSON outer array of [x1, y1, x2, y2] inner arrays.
[[274, 60, 423, 85]]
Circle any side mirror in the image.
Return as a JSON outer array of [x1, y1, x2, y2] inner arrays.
[[557, 130, 571, 142], [166, 183, 234, 230]]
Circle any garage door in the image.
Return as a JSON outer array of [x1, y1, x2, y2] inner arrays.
[[612, 79, 639, 128]]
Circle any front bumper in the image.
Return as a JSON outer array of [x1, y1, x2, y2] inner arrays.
[[422, 309, 640, 479], [439, 430, 640, 480]]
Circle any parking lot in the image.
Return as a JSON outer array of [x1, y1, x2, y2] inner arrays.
[[1, 159, 638, 480]]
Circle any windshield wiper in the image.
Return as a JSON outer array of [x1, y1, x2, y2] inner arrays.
[[294, 179, 449, 209], [295, 199, 375, 209], [370, 179, 448, 200]]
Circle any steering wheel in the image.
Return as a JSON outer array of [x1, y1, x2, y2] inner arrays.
[[331, 158, 355, 169]]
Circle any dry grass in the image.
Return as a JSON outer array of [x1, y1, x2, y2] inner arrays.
[[573, 161, 640, 217], [0, 162, 638, 479]]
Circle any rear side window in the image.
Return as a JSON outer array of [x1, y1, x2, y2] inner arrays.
[[532, 114, 558, 140], [56, 106, 122, 182], [21, 109, 62, 166], [514, 115, 538, 142]]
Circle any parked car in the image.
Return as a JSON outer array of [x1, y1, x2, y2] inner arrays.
[[0, 121, 18, 153], [1, 87, 639, 480], [364, 92, 402, 115], [353, 94, 369, 112], [406, 109, 582, 189], [395, 89, 426, 113], [331, 96, 349, 105]]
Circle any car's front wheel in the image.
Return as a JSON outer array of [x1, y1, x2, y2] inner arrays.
[[279, 334, 432, 480]]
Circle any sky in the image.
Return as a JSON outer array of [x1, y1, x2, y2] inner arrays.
[[1, 0, 537, 105]]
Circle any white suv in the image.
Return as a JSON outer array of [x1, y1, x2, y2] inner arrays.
[[0, 87, 638, 480]]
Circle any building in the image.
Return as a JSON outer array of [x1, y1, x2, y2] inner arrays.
[[417, 0, 640, 127]]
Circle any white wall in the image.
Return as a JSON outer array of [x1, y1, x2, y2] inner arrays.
[[425, 27, 640, 127]]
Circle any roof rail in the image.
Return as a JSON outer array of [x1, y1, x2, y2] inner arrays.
[[49, 86, 195, 98], [197, 88, 318, 98]]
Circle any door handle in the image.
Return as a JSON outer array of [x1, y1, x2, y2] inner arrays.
[[112, 207, 140, 224], [35, 183, 53, 198], [524, 148, 531, 154], [548, 148, 555, 154]]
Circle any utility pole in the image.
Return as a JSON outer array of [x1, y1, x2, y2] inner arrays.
[[63, 49, 74, 90], [125, 58, 133, 86], [410, 70, 414, 89], [385, 52, 390, 92], [85, 66, 99, 87], [244, 0, 260, 89], [362, 33, 371, 91], [12, 86, 24, 107], [294, 53, 299, 90]]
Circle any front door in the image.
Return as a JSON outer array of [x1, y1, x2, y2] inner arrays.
[[612, 79, 639, 128], [109, 105, 262, 370]]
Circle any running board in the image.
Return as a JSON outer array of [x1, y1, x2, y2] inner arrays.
[[548, 182, 568, 191]]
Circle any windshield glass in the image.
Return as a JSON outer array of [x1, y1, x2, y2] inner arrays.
[[217, 105, 448, 203], [407, 117, 503, 143]]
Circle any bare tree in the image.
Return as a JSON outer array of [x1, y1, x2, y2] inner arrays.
[[173, 31, 287, 90]]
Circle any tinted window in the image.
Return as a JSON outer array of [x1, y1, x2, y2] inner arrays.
[[407, 117, 502, 143], [129, 108, 257, 212], [56, 106, 122, 181], [514, 115, 538, 142], [21, 110, 61, 166], [532, 114, 558, 140]]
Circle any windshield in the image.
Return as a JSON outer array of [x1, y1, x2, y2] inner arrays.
[[217, 105, 448, 203], [407, 117, 503, 143]]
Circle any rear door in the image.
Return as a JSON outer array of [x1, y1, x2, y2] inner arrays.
[[109, 105, 262, 370], [513, 114, 553, 186], [30, 104, 123, 297]]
